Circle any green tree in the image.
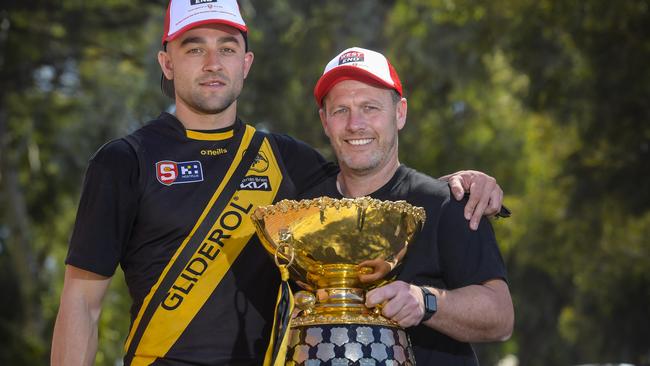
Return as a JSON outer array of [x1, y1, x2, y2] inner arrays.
[[1, 1, 166, 364], [2, 0, 648, 364]]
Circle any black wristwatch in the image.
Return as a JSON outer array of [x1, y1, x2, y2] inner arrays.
[[419, 286, 437, 323]]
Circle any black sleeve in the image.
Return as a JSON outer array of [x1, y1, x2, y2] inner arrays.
[[437, 197, 508, 288], [270, 133, 339, 195], [65, 139, 139, 277]]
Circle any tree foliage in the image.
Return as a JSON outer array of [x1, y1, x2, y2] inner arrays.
[[1, 1, 648, 365]]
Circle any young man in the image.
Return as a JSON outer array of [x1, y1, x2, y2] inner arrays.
[[51, 2, 505, 365], [300, 47, 514, 364]]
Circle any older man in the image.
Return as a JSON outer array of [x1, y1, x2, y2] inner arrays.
[[300, 47, 514, 365]]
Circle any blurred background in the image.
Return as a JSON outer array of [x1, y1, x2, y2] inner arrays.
[[1, 0, 649, 365]]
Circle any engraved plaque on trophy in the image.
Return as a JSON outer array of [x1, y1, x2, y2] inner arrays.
[[252, 197, 426, 365]]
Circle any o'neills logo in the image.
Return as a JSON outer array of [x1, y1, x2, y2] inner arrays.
[[161, 199, 253, 310], [339, 51, 364, 65], [190, 0, 218, 5]]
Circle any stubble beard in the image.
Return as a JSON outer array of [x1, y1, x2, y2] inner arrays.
[[339, 149, 383, 174], [336, 134, 397, 176], [190, 81, 242, 115], [177, 71, 244, 115]]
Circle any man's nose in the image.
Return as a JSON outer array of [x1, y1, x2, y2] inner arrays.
[[346, 108, 367, 131], [203, 51, 223, 72]]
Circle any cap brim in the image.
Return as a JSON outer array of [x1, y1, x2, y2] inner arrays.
[[314, 66, 397, 107], [163, 19, 248, 45]]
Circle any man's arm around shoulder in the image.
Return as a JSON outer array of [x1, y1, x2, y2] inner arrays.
[[51, 265, 112, 366]]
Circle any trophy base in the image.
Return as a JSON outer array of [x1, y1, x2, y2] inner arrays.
[[286, 323, 415, 365]]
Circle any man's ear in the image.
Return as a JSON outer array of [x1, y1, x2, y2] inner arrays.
[[319, 108, 331, 138], [396, 97, 407, 130], [242, 51, 254, 79], [158, 50, 174, 80]]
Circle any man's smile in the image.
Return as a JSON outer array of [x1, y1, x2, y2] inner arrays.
[[345, 138, 374, 146]]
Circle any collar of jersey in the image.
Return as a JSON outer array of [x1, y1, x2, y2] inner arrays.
[[186, 129, 235, 141], [185, 118, 243, 141]]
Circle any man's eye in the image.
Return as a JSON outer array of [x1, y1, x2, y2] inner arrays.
[[363, 105, 379, 112], [187, 48, 203, 54], [221, 47, 236, 54], [331, 108, 347, 116]]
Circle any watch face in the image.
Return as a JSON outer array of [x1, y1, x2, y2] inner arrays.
[[425, 293, 437, 312], [420, 287, 437, 322]]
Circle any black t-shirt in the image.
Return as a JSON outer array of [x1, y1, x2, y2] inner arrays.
[[66, 112, 338, 365], [300, 165, 507, 366]]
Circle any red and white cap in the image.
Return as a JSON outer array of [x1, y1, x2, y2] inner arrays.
[[162, 0, 247, 45], [314, 47, 403, 107]]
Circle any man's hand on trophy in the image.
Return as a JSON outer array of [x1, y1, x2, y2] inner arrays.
[[357, 258, 395, 283], [439, 170, 504, 230], [365, 281, 425, 328]]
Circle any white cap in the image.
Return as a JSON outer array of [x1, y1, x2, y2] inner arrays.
[[314, 47, 403, 107], [162, 0, 247, 45]]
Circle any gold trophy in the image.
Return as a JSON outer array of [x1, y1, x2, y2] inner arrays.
[[252, 196, 426, 365]]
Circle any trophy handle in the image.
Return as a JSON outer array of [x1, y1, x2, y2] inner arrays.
[[274, 241, 295, 268]]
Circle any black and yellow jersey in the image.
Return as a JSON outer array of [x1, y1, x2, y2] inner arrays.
[[66, 112, 337, 365]]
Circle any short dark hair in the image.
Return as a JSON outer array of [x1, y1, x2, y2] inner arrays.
[[160, 31, 249, 99]]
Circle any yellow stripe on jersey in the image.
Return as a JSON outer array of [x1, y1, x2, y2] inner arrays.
[[186, 129, 235, 141], [125, 126, 283, 365]]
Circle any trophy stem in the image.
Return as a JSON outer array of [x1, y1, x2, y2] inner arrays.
[[314, 287, 367, 314], [307, 263, 367, 289]]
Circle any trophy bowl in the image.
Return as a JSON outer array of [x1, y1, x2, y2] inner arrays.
[[252, 196, 426, 365]]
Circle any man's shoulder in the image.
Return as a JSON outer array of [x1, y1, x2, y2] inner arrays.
[[265, 132, 306, 149], [127, 113, 181, 142], [89, 116, 175, 168], [90, 138, 137, 165], [400, 166, 451, 200], [409, 171, 468, 223]]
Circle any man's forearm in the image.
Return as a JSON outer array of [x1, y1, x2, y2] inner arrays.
[[51, 298, 100, 366], [51, 266, 110, 366], [422, 279, 514, 342]]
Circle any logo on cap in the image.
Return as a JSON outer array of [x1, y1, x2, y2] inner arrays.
[[339, 51, 365, 65], [163, 0, 247, 45], [190, 0, 218, 5]]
